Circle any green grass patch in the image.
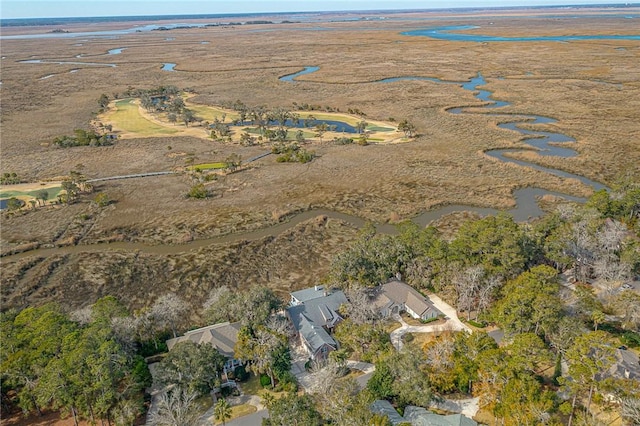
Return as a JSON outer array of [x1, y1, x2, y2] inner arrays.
[[112, 99, 178, 136], [187, 104, 239, 123], [366, 125, 395, 132], [189, 162, 227, 170], [0, 187, 62, 200]]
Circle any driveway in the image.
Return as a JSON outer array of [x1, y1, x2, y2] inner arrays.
[[390, 295, 472, 350]]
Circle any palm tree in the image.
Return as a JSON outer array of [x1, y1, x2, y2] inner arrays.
[[214, 398, 232, 426]]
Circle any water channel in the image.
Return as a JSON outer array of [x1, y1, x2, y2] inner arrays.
[[3, 63, 607, 261]]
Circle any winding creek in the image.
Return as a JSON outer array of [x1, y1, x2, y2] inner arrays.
[[4, 33, 617, 261]]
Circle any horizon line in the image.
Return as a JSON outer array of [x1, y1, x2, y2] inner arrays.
[[2, 3, 639, 21]]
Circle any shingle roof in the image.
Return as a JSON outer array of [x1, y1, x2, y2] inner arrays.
[[291, 285, 327, 304], [298, 314, 337, 354], [394, 406, 478, 426], [378, 280, 442, 317], [287, 290, 347, 330], [370, 400, 405, 425], [166, 321, 241, 358]]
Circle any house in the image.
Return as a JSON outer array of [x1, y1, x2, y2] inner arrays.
[[371, 400, 478, 426], [166, 321, 242, 374], [374, 280, 442, 321], [286, 287, 348, 361], [608, 348, 640, 381], [290, 285, 330, 306]]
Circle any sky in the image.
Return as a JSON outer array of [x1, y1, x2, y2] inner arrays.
[[1, 0, 628, 19]]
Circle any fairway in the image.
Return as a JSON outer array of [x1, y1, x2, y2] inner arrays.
[[189, 162, 227, 170], [109, 99, 179, 136], [187, 103, 239, 123]]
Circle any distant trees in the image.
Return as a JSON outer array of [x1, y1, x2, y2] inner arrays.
[[53, 128, 114, 147]]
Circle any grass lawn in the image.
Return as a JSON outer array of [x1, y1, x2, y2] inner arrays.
[[0, 187, 62, 200], [240, 374, 288, 400], [187, 104, 239, 123], [382, 318, 403, 333], [189, 162, 227, 170], [405, 332, 437, 349], [297, 111, 362, 127], [366, 125, 395, 132], [212, 404, 257, 425], [110, 99, 178, 136]]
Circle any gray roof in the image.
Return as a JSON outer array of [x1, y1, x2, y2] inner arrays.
[[370, 400, 405, 425], [166, 321, 241, 358], [609, 348, 640, 380], [377, 280, 442, 317], [290, 285, 328, 304], [287, 290, 348, 330], [298, 314, 337, 354], [404, 406, 478, 426]]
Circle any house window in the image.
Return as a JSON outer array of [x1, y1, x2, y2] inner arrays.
[[321, 346, 327, 353]]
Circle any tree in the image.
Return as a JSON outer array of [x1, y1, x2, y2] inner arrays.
[[155, 341, 225, 395], [149, 388, 200, 426], [98, 93, 110, 109], [224, 153, 242, 173], [149, 293, 188, 338], [493, 374, 555, 425], [314, 122, 328, 142], [93, 192, 110, 207], [492, 265, 563, 337], [561, 331, 616, 422], [36, 189, 49, 206], [61, 179, 79, 205], [187, 183, 209, 199], [263, 392, 322, 426], [450, 213, 527, 279], [398, 119, 417, 137], [181, 109, 196, 127], [214, 398, 232, 426], [6, 197, 23, 211], [356, 120, 368, 134], [368, 347, 431, 410], [341, 285, 381, 324]]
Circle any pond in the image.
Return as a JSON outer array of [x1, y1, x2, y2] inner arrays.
[[238, 118, 359, 133], [161, 63, 176, 71]]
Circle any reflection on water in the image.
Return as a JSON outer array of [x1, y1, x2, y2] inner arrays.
[[402, 25, 640, 42]]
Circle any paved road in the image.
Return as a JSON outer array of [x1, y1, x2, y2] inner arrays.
[[87, 171, 174, 182]]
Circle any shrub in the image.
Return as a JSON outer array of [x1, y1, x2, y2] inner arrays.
[[621, 331, 640, 348], [234, 365, 249, 382], [467, 319, 486, 328], [402, 333, 414, 343], [187, 183, 208, 199], [260, 374, 272, 388]]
